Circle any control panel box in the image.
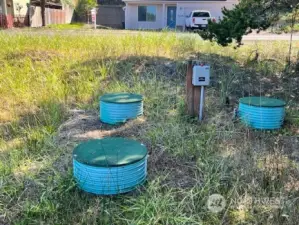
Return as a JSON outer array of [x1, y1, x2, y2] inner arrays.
[[192, 65, 210, 86]]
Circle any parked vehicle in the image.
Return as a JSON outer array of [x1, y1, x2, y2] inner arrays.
[[185, 10, 216, 30]]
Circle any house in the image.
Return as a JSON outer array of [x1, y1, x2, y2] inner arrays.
[[0, 0, 74, 28], [0, 0, 14, 28], [1, 0, 35, 28], [11, 0, 30, 27], [123, 0, 238, 30]]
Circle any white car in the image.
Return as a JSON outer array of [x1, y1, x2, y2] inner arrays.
[[185, 10, 216, 30]]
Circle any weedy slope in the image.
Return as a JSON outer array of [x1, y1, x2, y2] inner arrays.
[[0, 31, 298, 224]]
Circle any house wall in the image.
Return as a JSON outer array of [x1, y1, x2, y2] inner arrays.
[[125, 0, 238, 30], [13, 0, 29, 16], [0, 0, 14, 28], [13, 0, 31, 26], [6, 0, 13, 15], [0, 0, 5, 27], [0, 0, 5, 14], [63, 4, 74, 24], [29, 5, 41, 27], [125, 3, 163, 29]]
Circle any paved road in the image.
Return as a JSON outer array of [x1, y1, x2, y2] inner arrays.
[[243, 33, 299, 41], [2, 28, 299, 41]]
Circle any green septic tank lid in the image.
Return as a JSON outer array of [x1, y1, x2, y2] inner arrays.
[[240, 97, 286, 107], [100, 93, 143, 104], [73, 138, 147, 167]]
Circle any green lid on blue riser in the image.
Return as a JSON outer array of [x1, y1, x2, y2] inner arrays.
[[100, 93, 143, 104], [73, 138, 147, 167], [240, 97, 286, 107]]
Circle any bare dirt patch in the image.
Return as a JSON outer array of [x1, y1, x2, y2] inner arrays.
[[55, 109, 198, 189], [56, 109, 147, 146], [5, 49, 60, 63]]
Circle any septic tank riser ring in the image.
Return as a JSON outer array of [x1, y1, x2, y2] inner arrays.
[[73, 158, 147, 195], [100, 101, 143, 124], [99, 93, 143, 125], [73, 138, 148, 195], [239, 104, 285, 129], [238, 97, 286, 130]]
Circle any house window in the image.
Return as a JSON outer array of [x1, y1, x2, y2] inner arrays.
[[138, 6, 156, 22]]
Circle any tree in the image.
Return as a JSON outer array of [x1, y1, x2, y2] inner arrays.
[[41, 0, 46, 26], [287, 4, 299, 64], [75, 0, 97, 23], [200, 0, 299, 47], [15, 3, 23, 26]]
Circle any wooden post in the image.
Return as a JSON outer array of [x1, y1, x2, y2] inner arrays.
[[186, 60, 194, 116], [186, 60, 202, 118]]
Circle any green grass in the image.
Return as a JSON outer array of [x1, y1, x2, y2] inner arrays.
[[280, 23, 299, 33], [0, 30, 299, 224], [271, 12, 299, 33], [46, 23, 85, 30]]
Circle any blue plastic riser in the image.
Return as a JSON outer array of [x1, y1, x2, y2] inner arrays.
[[239, 103, 285, 129], [100, 101, 143, 124], [73, 157, 147, 195]]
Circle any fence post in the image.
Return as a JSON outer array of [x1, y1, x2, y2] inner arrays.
[[186, 60, 202, 117]]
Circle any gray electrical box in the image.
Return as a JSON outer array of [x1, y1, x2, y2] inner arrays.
[[192, 65, 210, 86]]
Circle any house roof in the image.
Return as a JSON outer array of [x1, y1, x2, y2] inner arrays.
[[30, 0, 63, 8]]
